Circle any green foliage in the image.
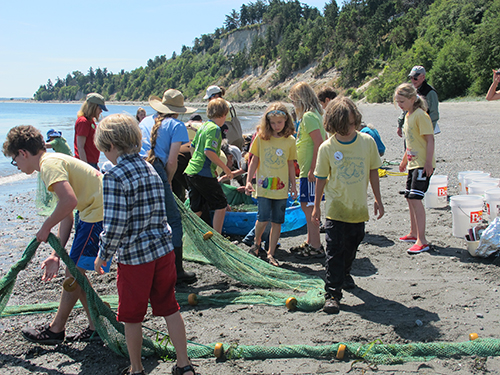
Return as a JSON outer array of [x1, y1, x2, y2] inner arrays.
[[33, 0, 500, 103]]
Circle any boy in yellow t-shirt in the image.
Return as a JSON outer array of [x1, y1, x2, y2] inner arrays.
[[312, 97, 384, 314], [2, 125, 103, 344]]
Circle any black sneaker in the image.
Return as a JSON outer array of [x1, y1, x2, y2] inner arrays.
[[323, 297, 340, 314], [176, 270, 197, 285], [342, 274, 356, 290], [22, 324, 65, 345], [66, 326, 101, 342]]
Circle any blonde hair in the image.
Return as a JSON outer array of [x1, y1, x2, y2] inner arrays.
[[145, 112, 175, 164], [324, 97, 362, 136], [289, 82, 323, 119], [257, 102, 295, 140], [394, 83, 428, 113], [207, 98, 229, 119], [77, 101, 101, 120], [95, 114, 142, 155]]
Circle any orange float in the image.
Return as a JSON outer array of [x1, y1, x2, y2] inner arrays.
[[285, 297, 297, 311], [62, 277, 77, 292]]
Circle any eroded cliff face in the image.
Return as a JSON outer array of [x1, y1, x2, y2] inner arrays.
[[220, 25, 269, 56]]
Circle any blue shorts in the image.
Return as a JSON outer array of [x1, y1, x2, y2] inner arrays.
[[257, 197, 287, 224], [299, 178, 324, 206], [70, 220, 108, 272]]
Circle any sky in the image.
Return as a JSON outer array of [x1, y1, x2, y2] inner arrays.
[[0, 0, 330, 98]]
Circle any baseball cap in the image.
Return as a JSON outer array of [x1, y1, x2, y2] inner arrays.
[[46, 129, 62, 141], [86, 93, 108, 111], [203, 85, 222, 100], [408, 66, 426, 78]]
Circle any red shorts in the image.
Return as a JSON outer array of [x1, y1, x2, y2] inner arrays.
[[116, 251, 179, 323]]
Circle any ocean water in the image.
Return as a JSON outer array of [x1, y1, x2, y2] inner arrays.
[[0, 102, 262, 202]]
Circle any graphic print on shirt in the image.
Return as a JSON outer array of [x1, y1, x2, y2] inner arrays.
[[335, 156, 366, 185], [257, 146, 287, 190]]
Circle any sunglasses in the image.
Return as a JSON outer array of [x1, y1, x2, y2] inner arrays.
[[11, 154, 19, 166], [410, 75, 420, 81]]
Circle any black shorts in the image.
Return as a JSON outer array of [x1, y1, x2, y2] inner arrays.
[[186, 174, 228, 212], [404, 168, 432, 200]]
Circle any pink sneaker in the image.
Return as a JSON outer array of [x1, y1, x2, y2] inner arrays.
[[399, 235, 417, 242], [407, 244, 430, 254]]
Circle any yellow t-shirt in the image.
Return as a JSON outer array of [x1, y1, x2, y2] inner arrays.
[[314, 132, 381, 223], [249, 135, 297, 200], [403, 108, 436, 170], [40, 153, 103, 223]]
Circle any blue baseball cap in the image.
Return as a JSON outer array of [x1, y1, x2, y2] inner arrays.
[[46, 129, 62, 141]]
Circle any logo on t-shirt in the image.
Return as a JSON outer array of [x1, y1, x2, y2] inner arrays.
[[211, 140, 219, 149]]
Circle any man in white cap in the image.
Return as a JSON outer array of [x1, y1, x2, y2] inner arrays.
[[397, 66, 440, 136], [204, 85, 244, 150]]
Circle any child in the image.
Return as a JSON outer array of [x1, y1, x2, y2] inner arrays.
[[2, 125, 103, 343], [394, 83, 435, 254], [184, 98, 233, 233], [94, 114, 195, 375], [245, 103, 297, 267], [312, 97, 384, 314], [289, 82, 327, 257], [45, 129, 72, 156], [317, 86, 337, 110]]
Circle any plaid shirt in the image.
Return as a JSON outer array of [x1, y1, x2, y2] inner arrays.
[[99, 153, 173, 265]]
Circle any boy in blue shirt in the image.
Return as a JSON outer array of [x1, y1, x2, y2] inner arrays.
[[94, 114, 194, 375], [312, 97, 384, 314]]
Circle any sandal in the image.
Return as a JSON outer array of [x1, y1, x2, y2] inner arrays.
[[120, 366, 145, 375], [267, 255, 280, 267], [248, 244, 267, 260], [296, 244, 325, 259], [289, 242, 308, 254], [172, 363, 196, 375]]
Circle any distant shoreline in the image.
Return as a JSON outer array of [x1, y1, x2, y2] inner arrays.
[[0, 98, 269, 111]]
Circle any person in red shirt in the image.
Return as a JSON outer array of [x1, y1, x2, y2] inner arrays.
[[74, 93, 108, 169]]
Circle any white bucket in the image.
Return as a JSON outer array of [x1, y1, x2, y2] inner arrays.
[[472, 177, 500, 188], [485, 188, 500, 221], [424, 175, 448, 208], [464, 173, 490, 194], [458, 171, 483, 195], [468, 181, 498, 198], [449, 195, 484, 238]]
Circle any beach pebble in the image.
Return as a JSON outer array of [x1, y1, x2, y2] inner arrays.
[[415, 319, 423, 326], [476, 313, 484, 318]]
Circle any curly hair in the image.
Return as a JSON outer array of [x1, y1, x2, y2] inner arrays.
[[2, 125, 45, 157], [256, 102, 295, 140]]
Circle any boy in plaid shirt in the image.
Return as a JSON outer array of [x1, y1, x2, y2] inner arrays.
[[94, 114, 194, 375]]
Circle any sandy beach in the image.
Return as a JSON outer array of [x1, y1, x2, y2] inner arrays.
[[1, 101, 500, 374]]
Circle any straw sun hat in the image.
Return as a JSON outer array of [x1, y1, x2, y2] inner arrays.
[[149, 89, 196, 114]]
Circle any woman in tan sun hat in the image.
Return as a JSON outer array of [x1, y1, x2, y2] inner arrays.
[[139, 89, 198, 285]]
